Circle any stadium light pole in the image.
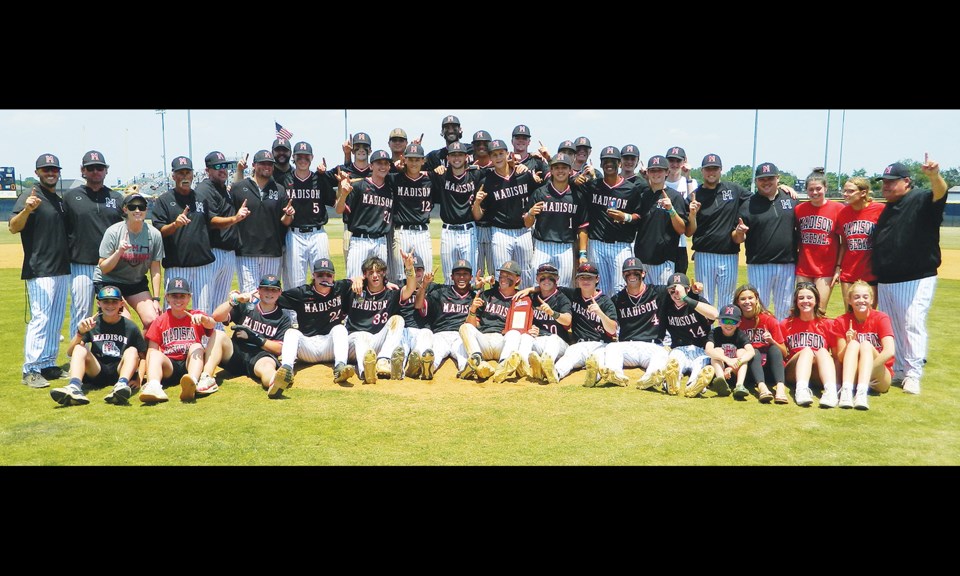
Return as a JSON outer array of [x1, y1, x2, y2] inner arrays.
[[750, 110, 759, 193], [824, 109, 831, 172], [156, 109, 167, 183], [187, 109, 193, 164], [837, 110, 846, 192]]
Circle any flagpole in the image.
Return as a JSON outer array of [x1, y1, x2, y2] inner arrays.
[[344, 110, 348, 142], [750, 110, 759, 194], [837, 110, 846, 192]]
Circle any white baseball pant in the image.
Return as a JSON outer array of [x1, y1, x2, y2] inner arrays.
[[554, 341, 606, 380], [603, 341, 669, 378], [879, 276, 936, 382], [165, 262, 216, 314], [24, 274, 69, 374], [532, 240, 574, 288], [284, 228, 330, 290], [348, 315, 406, 378], [346, 235, 388, 279], [692, 252, 737, 309], [391, 228, 433, 283], [748, 263, 795, 322], [668, 345, 711, 384], [237, 256, 282, 293], [459, 323, 505, 361], [430, 330, 469, 371], [280, 323, 349, 366], [588, 241, 633, 296], [491, 227, 534, 287], [69, 263, 96, 338], [441, 223, 477, 284]]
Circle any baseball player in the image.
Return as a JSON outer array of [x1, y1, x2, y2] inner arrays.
[[602, 258, 673, 390], [633, 155, 688, 286], [11, 153, 71, 388], [345, 255, 415, 385], [872, 157, 947, 396], [470, 130, 496, 278], [570, 137, 593, 175], [387, 128, 409, 163], [49, 285, 147, 406], [283, 141, 337, 290], [779, 282, 838, 407], [387, 143, 434, 283], [835, 177, 883, 305], [140, 277, 217, 404], [458, 260, 525, 381], [733, 284, 789, 405], [474, 139, 541, 288], [323, 132, 373, 269], [414, 258, 476, 377], [831, 280, 896, 410], [269, 138, 294, 188], [63, 150, 125, 343], [686, 153, 752, 311], [664, 146, 696, 274], [659, 273, 722, 398], [396, 253, 434, 379], [430, 141, 487, 284], [795, 168, 843, 314], [470, 130, 494, 169], [336, 150, 395, 279], [425, 114, 472, 171], [229, 150, 294, 293], [732, 162, 798, 321], [704, 304, 755, 401], [511, 124, 549, 175], [524, 153, 584, 288], [576, 146, 641, 296], [619, 144, 647, 184], [274, 258, 354, 387], [206, 274, 292, 399]]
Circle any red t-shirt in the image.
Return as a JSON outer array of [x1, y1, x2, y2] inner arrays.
[[780, 316, 835, 358], [738, 312, 784, 353], [795, 200, 842, 278], [832, 310, 895, 373], [145, 310, 211, 361], [835, 202, 884, 283]]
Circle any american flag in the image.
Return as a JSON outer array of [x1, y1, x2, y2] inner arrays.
[[275, 122, 293, 140]]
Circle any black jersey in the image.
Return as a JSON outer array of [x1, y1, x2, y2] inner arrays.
[[398, 280, 431, 329], [707, 326, 750, 358], [82, 315, 146, 364], [423, 284, 475, 333], [345, 178, 393, 237], [346, 286, 401, 334], [474, 286, 516, 335], [611, 283, 670, 343], [517, 153, 549, 176], [739, 189, 797, 264], [480, 168, 538, 229], [13, 186, 70, 280], [151, 190, 216, 268], [277, 280, 352, 337], [62, 186, 124, 264], [322, 162, 372, 186], [625, 174, 650, 186], [271, 164, 295, 189], [388, 171, 433, 226], [228, 302, 291, 355], [558, 286, 618, 343], [286, 171, 336, 228], [634, 185, 689, 265], [229, 178, 289, 257], [662, 291, 712, 348], [425, 142, 474, 172], [529, 287, 572, 342], [580, 177, 641, 243], [528, 181, 584, 244], [690, 182, 752, 254], [430, 168, 487, 225], [196, 179, 241, 252]]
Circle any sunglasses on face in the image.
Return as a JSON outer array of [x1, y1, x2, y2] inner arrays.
[[210, 163, 229, 170], [720, 319, 739, 326], [85, 165, 106, 172], [127, 204, 147, 212], [537, 276, 558, 282]]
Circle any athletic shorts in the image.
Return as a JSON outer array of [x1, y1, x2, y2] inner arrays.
[[95, 277, 150, 299], [223, 347, 279, 379], [82, 359, 120, 388], [160, 358, 189, 387]]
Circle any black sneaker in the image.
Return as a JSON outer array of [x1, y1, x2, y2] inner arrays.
[[41, 366, 64, 380], [50, 385, 89, 406]]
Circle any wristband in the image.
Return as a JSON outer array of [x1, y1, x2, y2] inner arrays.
[[682, 295, 697, 307], [578, 250, 587, 257], [668, 209, 678, 217], [152, 296, 160, 302], [623, 213, 632, 223], [552, 310, 561, 320]]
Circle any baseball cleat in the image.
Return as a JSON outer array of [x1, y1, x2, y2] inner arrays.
[[636, 368, 665, 391], [405, 350, 422, 379], [492, 352, 521, 383], [333, 362, 356, 385], [664, 358, 681, 395], [582, 354, 600, 388], [528, 352, 543, 381], [420, 349, 435, 380], [541, 355, 559, 385], [363, 350, 378, 385], [390, 346, 405, 380], [684, 366, 715, 398]]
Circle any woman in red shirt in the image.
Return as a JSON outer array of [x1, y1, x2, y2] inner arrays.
[[780, 282, 838, 408], [833, 177, 884, 306], [831, 281, 896, 411], [734, 284, 789, 404], [795, 168, 842, 313]]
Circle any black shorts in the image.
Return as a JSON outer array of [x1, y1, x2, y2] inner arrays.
[[94, 277, 150, 299], [223, 347, 279, 379], [160, 358, 189, 387], [82, 359, 141, 388]]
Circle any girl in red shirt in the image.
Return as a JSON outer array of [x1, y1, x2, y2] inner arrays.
[[833, 177, 884, 306], [734, 284, 789, 404], [795, 168, 842, 313], [780, 282, 838, 408], [831, 281, 896, 411]]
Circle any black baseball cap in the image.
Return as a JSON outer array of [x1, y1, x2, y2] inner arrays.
[[536, 263, 559, 277], [369, 150, 391, 163], [719, 304, 742, 322], [666, 146, 687, 160], [512, 124, 531, 138], [441, 115, 460, 126], [600, 146, 621, 161], [35, 153, 61, 169], [82, 150, 108, 168], [272, 138, 292, 151], [576, 262, 600, 277], [167, 277, 192, 295], [877, 162, 911, 180], [667, 273, 691, 288], [404, 144, 425, 158], [313, 258, 335, 274], [96, 285, 123, 301], [755, 162, 779, 178], [647, 155, 669, 170], [472, 130, 492, 143], [701, 154, 722, 168], [122, 192, 147, 207], [253, 150, 275, 164], [205, 151, 228, 168], [259, 274, 282, 289], [488, 140, 508, 153], [293, 141, 313, 156], [621, 145, 640, 158], [412, 254, 425, 269], [622, 257, 643, 273], [550, 153, 573, 167], [452, 259, 472, 272], [498, 261, 521, 276], [171, 156, 193, 172], [574, 137, 592, 149], [447, 141, 468, 154], [352, 133, 372, 147], [558, 140, 576, 153]]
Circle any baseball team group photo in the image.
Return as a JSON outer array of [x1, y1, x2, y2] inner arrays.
[[2, 108, 958, 466]]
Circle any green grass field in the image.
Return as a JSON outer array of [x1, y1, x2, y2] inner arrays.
[[2, 224, 958, 465]]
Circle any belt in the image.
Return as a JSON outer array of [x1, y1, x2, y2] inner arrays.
[[443, 222, 476, 231], [477, 222, 491, 228], [394, 224, 427, 231], [353, 233, 384, 239], [296, 225, 323, 233]]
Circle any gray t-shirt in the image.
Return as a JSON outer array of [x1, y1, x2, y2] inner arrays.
[[94, 221, 164, 285]]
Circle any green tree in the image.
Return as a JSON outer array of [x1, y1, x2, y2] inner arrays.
[[722, 164, 754, 189]]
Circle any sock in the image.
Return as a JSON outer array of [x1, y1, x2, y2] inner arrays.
[[841, 381, 853, 392], [68, 377, 82, 390], [117, 377, 129, 386]]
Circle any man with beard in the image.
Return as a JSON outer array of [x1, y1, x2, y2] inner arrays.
[[425, 114, 472, 171]]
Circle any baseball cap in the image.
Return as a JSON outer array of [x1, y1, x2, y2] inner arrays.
[[82, 150, 108, 168], [253, 150, 275, 164], [35, 153, 61, 170], [272, 138, 292, 151], [171, 156, 193, 172], [536, 263, 559, 277], [369, 150, 391, 163], [404, 144, 425, 158], [574, 137, 592, 149], [600, 146, 621, 161], [472, 130, 492, 143], [755, 162, 779, 178], [622, 257, 643, 273], [666, 146, 687, 160], [259, 274, 282, 289], [488, 139, 508, 153], [667, 273, 691, 288], [647, 155, 669, 170], [452, 259, 472, 272], [96, 285, 123, 301], [719, 304, 742, 322], [558, 140, 576, 153], [389, 128, 408, 140], [166, 277, 192, 295], [313, 258, 335, 274], [122, 191, 147, 207], [441, 115, 460, 126], [576, 262, 600, 277], [701, 154, 722, 168], [550, 153, 573, 167], [352, 132, 372, 147], [512, 124, 531, 138], [411, 253, 425, 269], [205, 151, 228, 168], [293, 141, 313, 156], [621, 145, 640, 158], [498, 261, 521, 276], [447, 141, 468, 154], [877, 162, 911, 180]]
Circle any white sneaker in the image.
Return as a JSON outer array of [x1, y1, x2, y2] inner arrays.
[[902, 377, 921, 395], [854, 389, 870, 410], [196, 374, 219, 396], [819, 388, 838, 409], [838, 387, 854, 409], [140, 381, 169, 403], [179, 374, 197, 402], [795, 386, 814, 407]]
